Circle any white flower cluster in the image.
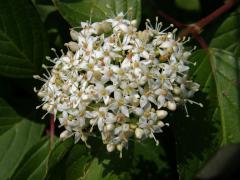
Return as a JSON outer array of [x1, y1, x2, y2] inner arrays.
[[34, 13, 201, 157]]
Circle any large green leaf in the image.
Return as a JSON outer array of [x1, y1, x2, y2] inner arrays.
[[0, 98, 44, 180], [203, 9, 240, 144], [12, 138, 73, 180], [46, 142, 118, 180], [210, 49, 240, 144], [210, 9, 240, 56], [52, 0, 142, 27], [132, 139, 173, 178], [0, 0, 48, 78], [0, 98, 21, 135], [12, 138, 51, 180], [175, 8, 240, 178], [175, 48, 240, 179], [174, 50, 220, 179]]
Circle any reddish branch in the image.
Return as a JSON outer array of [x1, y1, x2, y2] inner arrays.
[[157, 0, 238, 49]]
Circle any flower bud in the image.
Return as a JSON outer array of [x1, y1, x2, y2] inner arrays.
[[37, 91, 45, 98], [131, 19, 137, 27], [107, 144, 115, 152], [42, 103, 49, 110], [130, 123, 137, 129], [117, 144, 123, 151], [173, 87, 181, 95], [156, 110, 168, 119], [137, 30, 152, 43], [135, 128, 144, 139], [157, 121, 165, 128], [119, 23, 128, 33], [122, 124, 130, 132], [167, 101, 177, 111], [60, 130, 72, 140], [106, 124, 115, 131], [65, 41, 79, 52], [96, 22, 112, 35], [174, 96, 181, 102], [70, 29, 79, 41]]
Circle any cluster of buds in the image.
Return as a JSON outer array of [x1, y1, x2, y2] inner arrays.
[[34, 12, 202, 157]]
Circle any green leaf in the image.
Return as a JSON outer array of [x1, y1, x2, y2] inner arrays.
[[174, 49, 220, 179], [45, 139, 74, 180], [48, 139, 74, 171], [0, 98, 44, 180], [133, 140, 169, 172], [32, 0, 57, 22], [175, 0, 200, 11], [175, 48, 240, 179], [208, 9, 240, 143], [210, 9, 240, 56], [0, 98, 21, 135], [52, 0, 142, 27], [0, 0, 49, 78], [83, 158, 120, 180], [210, 49, 240, 144], [12, 138, 50, 180]]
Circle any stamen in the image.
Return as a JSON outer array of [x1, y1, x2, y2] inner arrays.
[[36, 101, 47, 109], [46, 56, 56, 63], [51, 48, 59, 58], [187, 99, 203, 107], [33, 75, 47, 82], [184, 103, 190, 118], [150, 128, 159, 146], [33, 87, 38, 93], [41, 111, 50, 119], [182, 37, 191, 44], [161, 24, 174, 33]]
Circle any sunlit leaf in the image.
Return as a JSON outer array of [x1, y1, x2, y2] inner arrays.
[[0, 98, 44, 180], [52, 0, 141, 27], [12, 138, 50, 180]]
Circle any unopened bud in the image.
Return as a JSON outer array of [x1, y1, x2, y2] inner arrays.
[[173, 87, 181, 95], [37, 91, 45, 98], [60, 130, 72, 140], [156, 110, 168, 119], [122, 124, 129, 132], [119, 23, 128, 33], [131, 19, 137, 27], [106, 124, 115, 131], [70, 29, 79, 41], [96, 22, 112, 35], [116, 144, 123, 151], [42, 103, 49, 110], [135, 128, 144, 139], [107, 144, 115, 152], [137, 30, 152, 43], [157, 121, 165, 128], [167, 101, 177, 111], [65, 41, 79, 52]]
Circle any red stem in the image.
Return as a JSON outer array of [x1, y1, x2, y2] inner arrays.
[[196, 0, 237, 28], [157, 10, 186, 28], [192, 33, 209, 49], [180, 0, 237, 38]]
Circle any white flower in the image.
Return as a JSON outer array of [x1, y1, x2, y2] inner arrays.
[[35, 13, 201, 156]]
